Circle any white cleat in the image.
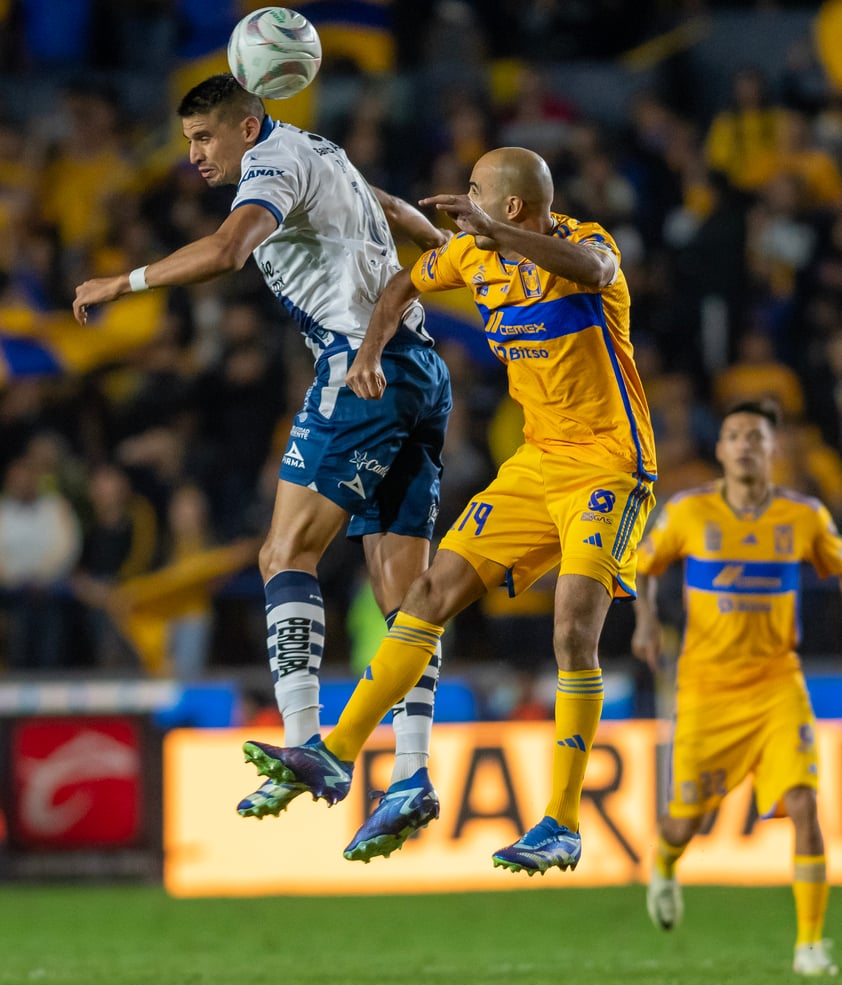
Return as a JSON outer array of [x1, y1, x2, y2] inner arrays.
[[794, 940, 839, 977], [646, 867, 683, 930]]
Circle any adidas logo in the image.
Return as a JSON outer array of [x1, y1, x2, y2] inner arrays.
[[558, 734, 586, 750], [582, 533, 602, 547], [742, 534, 757, 545]]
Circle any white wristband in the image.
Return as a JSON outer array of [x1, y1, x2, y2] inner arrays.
[[128, 266, 149, 292]]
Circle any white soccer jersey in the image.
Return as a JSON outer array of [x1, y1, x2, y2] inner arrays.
[[231, 117, 428, 359]]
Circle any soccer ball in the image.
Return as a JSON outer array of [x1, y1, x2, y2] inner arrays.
[[227, 7, 322, 100]]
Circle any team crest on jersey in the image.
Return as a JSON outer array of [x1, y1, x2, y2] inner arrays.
[[774, 524, 793, 554], [586, 489, 615, 514], [518, 262, 542, 299], [704, 522, 722, 551]]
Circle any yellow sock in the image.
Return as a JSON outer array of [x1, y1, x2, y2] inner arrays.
[[544, 668, 603, 830], [654, 834, 687, 879], [793, 854, 828, 947], [325, 612, 444, 763]]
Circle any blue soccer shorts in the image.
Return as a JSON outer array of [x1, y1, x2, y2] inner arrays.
[[279, 340, 452, 541]]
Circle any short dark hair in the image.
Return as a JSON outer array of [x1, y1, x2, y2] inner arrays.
[[722, 399, 780, 429], [177, 74, 265, 124]]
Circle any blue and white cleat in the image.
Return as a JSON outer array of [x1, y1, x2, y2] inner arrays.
[[236, 778, 306, 819], [344, 767, 440, 862], [242, 737, 353, 806], [492, 816, 582, 876]]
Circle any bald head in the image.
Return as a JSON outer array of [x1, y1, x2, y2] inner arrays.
[[472, 147, 554, 212]]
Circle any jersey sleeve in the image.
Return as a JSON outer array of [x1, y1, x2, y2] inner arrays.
[[805, 500, 842, 579], [563, 218, 621, 287], [635, 499, 686, 576], [410, 233, 470, 293], [231, 148, 303, 227]]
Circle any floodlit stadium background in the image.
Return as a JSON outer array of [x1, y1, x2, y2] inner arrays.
[[1, 1, 842, 891]]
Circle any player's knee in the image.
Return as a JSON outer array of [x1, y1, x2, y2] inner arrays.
[[401, 551, 486, 625], [552, 616, 600, 670], [258, 539, 275, 580], [259, 536, 318, 581], [662, 814, 701, 845], [402, 570, 449, 624], [784, 785, 819, 826]]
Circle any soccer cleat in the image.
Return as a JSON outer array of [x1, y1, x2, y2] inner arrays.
[[236, 778, 306, 818], [793, 940, 839, 977], [491, 816, 582, 876], [343, 767, 440, 862], [242, 737, 353, 806], [647, 867, 684, 930]]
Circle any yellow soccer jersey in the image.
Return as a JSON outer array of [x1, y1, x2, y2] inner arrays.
[[638, 482, 842, 689], [410, 214, 656, 479]]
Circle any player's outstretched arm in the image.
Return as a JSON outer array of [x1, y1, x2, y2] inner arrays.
[[631, 572, 662, 672], [346, 267, 419, 400], [421, 193, 615, 288], [72, 204, 277, 325], [373, 187, 450, 251]]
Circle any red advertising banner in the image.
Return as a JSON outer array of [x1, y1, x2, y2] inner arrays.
[[8, 716, 144, 849], [164, 720, 842, 897]]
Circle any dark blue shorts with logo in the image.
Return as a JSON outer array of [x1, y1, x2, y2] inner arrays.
[[278, 339, 452, 541]]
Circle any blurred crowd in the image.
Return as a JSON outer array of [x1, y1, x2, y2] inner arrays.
[[1, 0, 841, 719]]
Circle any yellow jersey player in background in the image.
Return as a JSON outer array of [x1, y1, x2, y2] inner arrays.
[[241, 145, 657, 874], [632, 400, 841, 978]]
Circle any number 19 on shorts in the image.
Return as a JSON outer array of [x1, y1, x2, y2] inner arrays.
[[456, 501, 494, 536]]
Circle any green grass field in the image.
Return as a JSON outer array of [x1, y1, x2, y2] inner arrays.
[[0, 884, 834, 984]]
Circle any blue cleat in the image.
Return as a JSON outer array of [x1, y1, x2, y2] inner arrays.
[[236, 778, 306, 819], [491, 816, 582, 876], [344, 767, 440, 863], [242, 737, 353, 806]]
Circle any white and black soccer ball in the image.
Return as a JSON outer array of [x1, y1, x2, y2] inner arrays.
[[227, 6, 322, 100]]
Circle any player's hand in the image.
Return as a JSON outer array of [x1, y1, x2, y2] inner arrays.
[[419, 194, 497, 242], [631, 617, 662, 672], [346, 352, 386, 400], [73, 275, 128, 325]]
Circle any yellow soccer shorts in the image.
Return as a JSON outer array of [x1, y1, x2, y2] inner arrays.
[[438, 442, 655, 598], [667, 670, 819, 819]]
